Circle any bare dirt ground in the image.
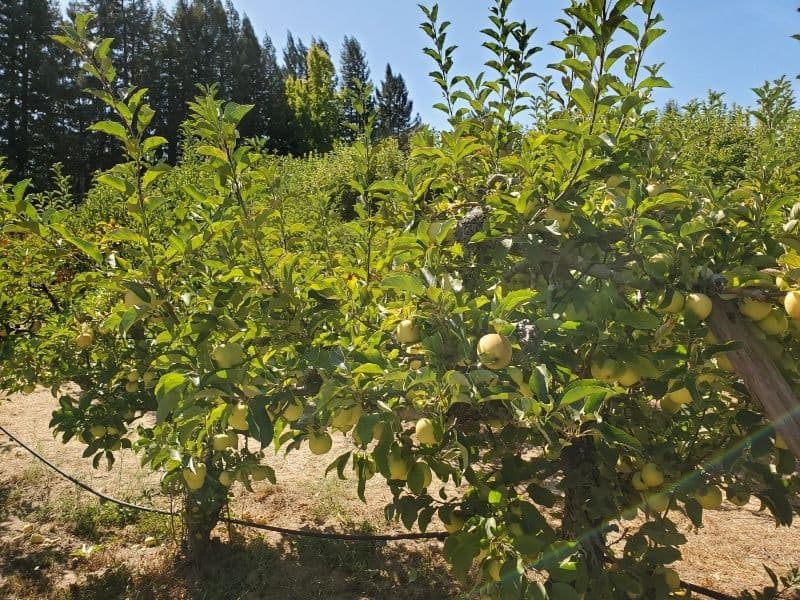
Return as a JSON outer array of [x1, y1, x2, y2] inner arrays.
[[0, 388, 798, 599]]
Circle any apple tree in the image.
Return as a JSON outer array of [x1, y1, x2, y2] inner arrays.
[[1, 1, 799, 598]]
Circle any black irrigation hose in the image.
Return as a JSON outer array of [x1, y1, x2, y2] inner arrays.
[[0, 424, 743, 598], [0, 424, 446, 542]]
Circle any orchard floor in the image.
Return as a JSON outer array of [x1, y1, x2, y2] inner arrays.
[[0, 388, 797, 599]]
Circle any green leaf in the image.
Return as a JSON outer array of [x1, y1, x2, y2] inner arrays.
[[598, 422, 641, 449], [155, 373, 187, 423], [560, 381, 614, 406], [223, 102, 254, 125], [89, 120, 128, 142], [615, 310, 661, 330], [246, 395, 275, 449], [352, 363, 384, 375], [381, 272, 427, 296], [50, 224, 102, 264]]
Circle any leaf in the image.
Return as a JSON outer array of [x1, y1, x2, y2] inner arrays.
[[89, 120, 128, 142], [155, 373, 188, 423], [246, 395, 274, 449], [615, 310, 661, 330], [96, 174, 133, 195], [498, 289, 537, 314], [560, 381, 614, 406], [352, 363, 384, 375], [598, 422, 641, 449], [381, 272, 427, 296], [223, 102, 254, 125], [50, 224, 102, 264]]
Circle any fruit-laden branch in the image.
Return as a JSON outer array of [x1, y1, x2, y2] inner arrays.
[[509, 251, 800, 461], [707, 297, 800, 464]]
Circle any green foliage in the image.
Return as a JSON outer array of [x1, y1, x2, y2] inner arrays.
[[1, 2, 800, 597]]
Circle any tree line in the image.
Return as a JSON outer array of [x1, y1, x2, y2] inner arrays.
[[0, 0, 419, 197]]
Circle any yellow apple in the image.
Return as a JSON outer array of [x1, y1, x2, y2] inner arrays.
[[212, 343, 245, 369], [617, 367, 640, 388], [183, 464, 207, 491], [29, 533, 44, 544], [484, 558, 502, 582], [126, 369, 140, 382], [219, 471, 235, 487], [308, 431, 333, 455], [659, 395, 682, 414], [124, 381, 138, 393], [758, 310, 788, 336], [640, 463, 664, 488], [784, 290, 800, 320], [646, 492, 670, 513], [90, 425, 107, 439], [632, 472, 648, 491], [477, 334, 513, 370], [411, 461, 433, 488], [282, 399, 304, 422], [693, 485, 722, 510], [213, 433, 234, 451], [228, 403, 249, 431], [685, 293, 712, 320], [659, 290, 685, 314], [726, 486, 750, 506], [75, 330, 94, 349], [443, 514, 464, 534], [388, 450, 409, 480], [22, 383, 35, 394], [668, 387, 693, 405], [415, 418, 437, 446], [251, 466, 270, 482], [739, 298, 772, 321], [396, 319, 421, 344], [142, 371, 156, 386], [661, 567, 681, 591], [775, 434, 788, 450], [591, 358, 619, 383], [716, 353, 735, 372], [144, 536, 159, 547]]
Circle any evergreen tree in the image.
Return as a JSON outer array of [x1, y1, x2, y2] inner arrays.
[[261, 34, 295, 153], [283, 32, 308, 79], [232, 16, 268, 139], [0, 0, 64, 187], [285, 43, 340, 153], [339, 36, 373, 141], [376, 64, 417, 138]]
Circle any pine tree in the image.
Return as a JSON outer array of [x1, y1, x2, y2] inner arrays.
[[261, 34, 294, 153], [339, 36, 373, 141], [0, 0, 64, 187], [283, 32, 308, 80], [376, 64, 418, 138], [232, 16, 268, 139]]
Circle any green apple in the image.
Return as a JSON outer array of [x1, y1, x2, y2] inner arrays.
[[644, 253, 672, 281], [484, 558, 503, 582], [251, 466, 270, 482], [29, 533, 44, 544], [124, 289, 147, 309], [758, 310, 788, 336], [739, 298, 772, 321], [213, 433, 234, 451], [640, 463, 664, 487], [616, 367, 640, 388], [124, 381, 138, 393], [442, 513, 464, 534], [410, 461, 432, 488], [631, 471, 648, 491], [726, 486, 750, 506], [477, 333, 513, 370], [142, 371, 156, 386], [685, 293, 712, 320], [415, 418, 437, 446], [545, 205, 571, 229], [126, 369, 140, 382], [219, 471, 235, 487], [659, 291, 685, 314], [228, 403, 249, 431], [308, 431, 332, 455], [660, 395, 682, 414], [90, 425, 107, 439], [660, 567, 681, 591], [396, 319, 421, 344], [667, 387, 692, 405], [182, 464, 206, 491], [591, 358, 619, 383], [212, 343, 245, 369]]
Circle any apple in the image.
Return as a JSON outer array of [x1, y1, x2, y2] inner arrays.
[[631, 472, 648, 491], [667, 387, 692, 405], [726, 486, 750, 506], [545, 205, 571, 229], [219, 471, 235, 487], [388, 449, 409, 480], [775, 434, 788, 450], [659, 291, 685, 314], [90, 425, 107, 439], [22, 383, 35, 394], [308, 431, 332, 455], [685, 293, 712, 320], [661, 567, 681, 591], [410, 461, 433, 488], [124, 381, 138, 393], [126, 370, 140, 382], [644, 253, 672, 281], [142, 371, 156, 385], [107, 426, 120, 436], [409, 359, 424, 370], [182, 464, 207, 491], [282, 399, 304, 422], [758, 310, 788, 336], [739, 298, 772, 321], [693, 485, 722, 510], [716, 353, 735, 372], [659, 395, 682, 414], [616, 367, 640, 388], [591, 358, 619, 383], [415, 418, 437, 446], [645, 492, 670, 513], [620, 507, 638, 521], [212, 343, 245, 369], [332, 405, 361, 432], [785, 290, 800, 320], [228, 403, 249, 431], [75, 330, 93, 349], [29, 533, 44, 544], [396, 319, 421, 344], [372, 420, 386, 440], [477, 334, 513, 370], [450, 371, 471, 389], [144, 536, 159, 547], [213, 433, 234, 451], [640, 463, 664, 487]]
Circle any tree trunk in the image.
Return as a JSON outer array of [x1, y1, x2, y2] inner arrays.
[[707, 296, 800, 464], [183, 460, 227, 557], [561, 435, 607, 577]]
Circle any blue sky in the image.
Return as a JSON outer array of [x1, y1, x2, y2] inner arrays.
[[58, 1, 799, 127]]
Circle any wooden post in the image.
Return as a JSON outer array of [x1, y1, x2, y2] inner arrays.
[[707, 297, 800, 462]]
